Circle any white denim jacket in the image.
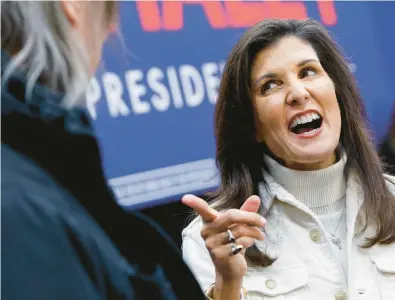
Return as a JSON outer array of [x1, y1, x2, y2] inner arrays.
[[182, 172, 395, 300]]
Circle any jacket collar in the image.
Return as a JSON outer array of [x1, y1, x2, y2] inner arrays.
[[259, 169, 364, 229], [1, 50, 94, 137]]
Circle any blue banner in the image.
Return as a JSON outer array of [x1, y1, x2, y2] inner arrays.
[[88, 1, 395, 209]]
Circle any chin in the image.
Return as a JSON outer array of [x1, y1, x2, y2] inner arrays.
[[286, 142, 339, 168]]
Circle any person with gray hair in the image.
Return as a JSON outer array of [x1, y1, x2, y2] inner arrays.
[[1, 2, 205, 299]]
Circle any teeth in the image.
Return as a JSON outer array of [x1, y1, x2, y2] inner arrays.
[[290, 112, 321, 129], [304, 128, 318, 134]]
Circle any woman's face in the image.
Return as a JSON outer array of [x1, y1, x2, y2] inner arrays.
[[251, 36, 341, 170]]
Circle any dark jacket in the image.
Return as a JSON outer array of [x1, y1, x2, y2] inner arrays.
[[1, 52, 205, 300]]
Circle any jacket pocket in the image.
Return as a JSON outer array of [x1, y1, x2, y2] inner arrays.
[[243, 266, 311, 299], [370, 254, 395, 300]]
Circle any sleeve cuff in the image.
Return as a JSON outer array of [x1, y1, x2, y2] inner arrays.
[[204, 283, 249, 300]]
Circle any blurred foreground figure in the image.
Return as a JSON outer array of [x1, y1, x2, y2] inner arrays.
[[1, 2, 204, 299]]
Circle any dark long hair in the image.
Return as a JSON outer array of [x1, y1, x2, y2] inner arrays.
[[211, 18, 395, 267]]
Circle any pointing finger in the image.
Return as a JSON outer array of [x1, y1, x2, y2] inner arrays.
[[182, 194, 218, 223]]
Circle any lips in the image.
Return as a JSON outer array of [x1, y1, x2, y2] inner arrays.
[[289, 111, 323, 135]]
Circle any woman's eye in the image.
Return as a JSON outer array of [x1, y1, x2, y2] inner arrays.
[[260, 81, 279, 94], [300, 67, 317, 78]]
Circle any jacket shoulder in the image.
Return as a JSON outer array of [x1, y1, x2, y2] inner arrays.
[[1, 188, 136, 299], [182, 216, 204, 240], [1, 146, 137, 299], [2, 145, 69, 200]]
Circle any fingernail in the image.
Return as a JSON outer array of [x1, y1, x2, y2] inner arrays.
[[260, 217, 267, 226]]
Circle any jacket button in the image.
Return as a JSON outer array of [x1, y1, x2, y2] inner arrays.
[[335, 291, 347, 300], [309, 228, 321, 243], [265, 279, 277, 290]]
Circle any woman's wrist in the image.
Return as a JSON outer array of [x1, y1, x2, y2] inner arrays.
[[212, 275, 244, 300], [216, 275, 243, 287]]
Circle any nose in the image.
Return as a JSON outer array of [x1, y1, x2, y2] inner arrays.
[[285, 79, 310, 106]]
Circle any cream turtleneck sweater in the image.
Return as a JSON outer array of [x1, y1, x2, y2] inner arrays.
[[264, 153, 348, 276]]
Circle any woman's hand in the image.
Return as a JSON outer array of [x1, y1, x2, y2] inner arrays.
[[182, 194, 266, 282]]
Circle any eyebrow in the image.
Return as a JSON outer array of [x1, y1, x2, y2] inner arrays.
[[252, 58, 320, 85]]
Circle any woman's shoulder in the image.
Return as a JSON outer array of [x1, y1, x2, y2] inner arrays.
[[182, 216, 204, 241], [182, 216, 203, 235]]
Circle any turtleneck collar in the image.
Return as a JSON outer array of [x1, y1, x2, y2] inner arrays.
[[264, 150, 347, 215]]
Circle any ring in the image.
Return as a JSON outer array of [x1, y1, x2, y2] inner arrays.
[[227, 229, 236, 243], [231, 243, 244, 255], [227, 229, 243, 255]]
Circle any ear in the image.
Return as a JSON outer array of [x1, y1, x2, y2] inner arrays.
[[60, 0, 82, 27]]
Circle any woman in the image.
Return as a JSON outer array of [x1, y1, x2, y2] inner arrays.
[[182, 19, 395, 300], [1, 2, 204, 299]]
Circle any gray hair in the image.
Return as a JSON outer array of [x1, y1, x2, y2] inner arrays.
[[1, 1, 117, 109]]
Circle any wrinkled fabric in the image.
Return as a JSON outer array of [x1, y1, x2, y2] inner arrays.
[[182, 171, 395, 300]]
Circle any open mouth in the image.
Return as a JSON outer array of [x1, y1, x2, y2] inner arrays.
[[289, 112, 323, 135]]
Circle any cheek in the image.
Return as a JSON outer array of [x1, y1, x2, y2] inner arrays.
[[325, 92, 341, 124], [312, 79, 341, 124], [253, 97, 285, 143], [331, 104, 342, 131], [255, 100, 283, 132]]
